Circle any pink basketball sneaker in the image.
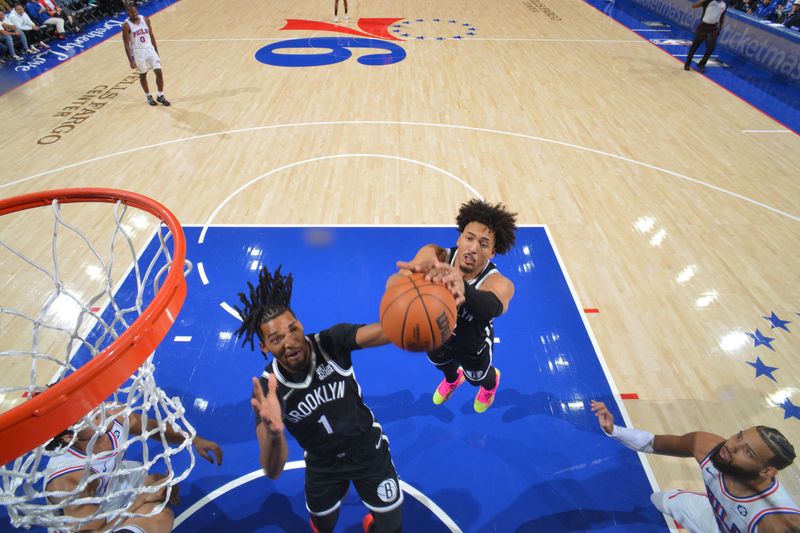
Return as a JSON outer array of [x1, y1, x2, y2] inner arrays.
[[474, 369, 501, 413], [433, 368, 465, 405]]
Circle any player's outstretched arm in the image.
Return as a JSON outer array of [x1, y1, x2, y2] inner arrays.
[[591, 400, 722, 462], [355, 322, 390, 348], [252, 375, 288, 479], [126, 410, 223, 465]]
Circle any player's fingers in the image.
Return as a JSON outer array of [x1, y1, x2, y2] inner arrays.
[[268, 373, 279, 396], [252, 377, 265, 400], [215, 444, 223, 465]]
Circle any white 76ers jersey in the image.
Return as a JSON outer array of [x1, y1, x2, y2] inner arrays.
[[700, 452, 800, 532], [126, 16, 153, 51], [44, 420, 125, 498]]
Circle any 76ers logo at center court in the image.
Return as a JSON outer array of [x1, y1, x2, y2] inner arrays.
[[256, 18, 478, 67]]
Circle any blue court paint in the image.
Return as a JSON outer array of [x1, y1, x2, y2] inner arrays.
[[1, 227, 668, 532], [582, 0, 800, 134]]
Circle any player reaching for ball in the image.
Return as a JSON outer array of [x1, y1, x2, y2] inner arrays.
[[390, 199, 518, 413], [235, 266, 403, 533]]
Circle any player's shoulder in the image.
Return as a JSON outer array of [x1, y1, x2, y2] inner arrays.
[[318, 323, 361, 353], [318, 323, 359, 341], [45, 467, 83, 493]]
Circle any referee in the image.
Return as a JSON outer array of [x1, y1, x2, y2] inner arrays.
[[684, 0, 728, 72]]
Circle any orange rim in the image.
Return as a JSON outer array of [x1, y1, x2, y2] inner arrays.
[[0, 188, 186, 465]]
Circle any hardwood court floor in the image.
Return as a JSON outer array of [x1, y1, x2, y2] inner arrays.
[[1, 0, 799, 515]]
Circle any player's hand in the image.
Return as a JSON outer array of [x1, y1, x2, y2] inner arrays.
[[193, 436, 223, 466], [396, 259, 437, 274], [252, 374, 284, 439], [129, 60, 136, 70], [426, 261, 466, 305], [590, 400, 614, 435]]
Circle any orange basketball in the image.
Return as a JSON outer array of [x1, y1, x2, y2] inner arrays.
[[379, 273, 458, 352]]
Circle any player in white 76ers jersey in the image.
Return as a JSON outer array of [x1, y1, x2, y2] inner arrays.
[[122, 5, 169, 107], [44, 404, 222, 532], [592, 401, 799, 532]]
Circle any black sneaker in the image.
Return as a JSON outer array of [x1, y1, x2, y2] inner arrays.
[[156, 95, 171, 106], [146, 95, 157, 106]]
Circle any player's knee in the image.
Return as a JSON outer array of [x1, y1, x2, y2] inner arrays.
[[310, 509, 339, 532], [372, 506, 402, 533]]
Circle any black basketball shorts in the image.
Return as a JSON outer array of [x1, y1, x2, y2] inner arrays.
[[305, 437, 403, 516]]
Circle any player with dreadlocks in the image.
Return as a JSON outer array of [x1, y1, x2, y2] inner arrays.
[[236, 266, 404, 533], [392, 199, 518, 413]]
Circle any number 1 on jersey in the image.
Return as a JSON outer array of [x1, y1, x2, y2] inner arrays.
[[317, 414, 334, 434]]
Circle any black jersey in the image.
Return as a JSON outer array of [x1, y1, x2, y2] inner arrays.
[[441, 246, 499, 354], [258, 323, 384, 460]]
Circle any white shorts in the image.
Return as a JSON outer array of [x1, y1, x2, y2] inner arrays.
[[100, 460, 147, 514], [132, 48, 161, 74], [651, 490, 718, 533]]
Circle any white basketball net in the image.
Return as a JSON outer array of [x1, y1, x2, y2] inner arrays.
[[0, 197, 196, 531]]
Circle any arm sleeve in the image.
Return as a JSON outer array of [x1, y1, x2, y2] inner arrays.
[[605, 425, 655, 453], [464, 284, 504, 321]]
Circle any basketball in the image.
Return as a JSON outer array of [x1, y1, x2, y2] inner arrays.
[[379, 273, 458, 352]]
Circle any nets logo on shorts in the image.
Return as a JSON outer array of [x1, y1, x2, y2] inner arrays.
[[377, 478, 399, 503], [255, 18, 478, 68]]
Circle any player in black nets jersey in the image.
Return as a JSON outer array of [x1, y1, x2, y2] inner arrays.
[[393, 199, 517, 413], [235, 266, 403, 533]]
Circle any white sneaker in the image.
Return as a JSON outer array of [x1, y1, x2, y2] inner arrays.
[[344, 12, 349, 21], [13, 54, 23, 60], [333, 15, 339, 22]]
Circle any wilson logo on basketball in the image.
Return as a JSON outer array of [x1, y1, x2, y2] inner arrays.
[[255, 18, 407, 68], [436, 311, 452, 342]]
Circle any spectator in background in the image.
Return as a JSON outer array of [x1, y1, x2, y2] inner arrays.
[[773, 0, 789, 21], [753, 0, 778, 19], [26, 0, 66, 36], [784, 0, 800, 26], [783, 0, 800, 28], [8, 3, 50, 51], [37, 0, 78, 33], [0, 10, 34, 54], [735, 0, 758, 13], [0, 36, 12, 63]]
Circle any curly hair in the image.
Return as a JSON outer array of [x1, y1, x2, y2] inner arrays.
[[234, 266, 294, 353], [456, 199, 518, 255]]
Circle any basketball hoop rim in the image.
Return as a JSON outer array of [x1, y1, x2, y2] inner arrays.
[[0, 188, 187, 465]]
